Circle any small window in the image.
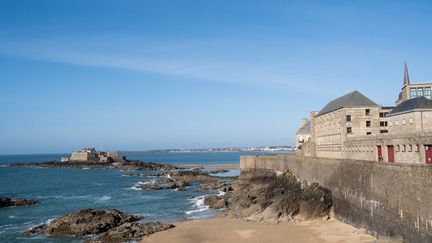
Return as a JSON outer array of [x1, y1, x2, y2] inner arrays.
[[402, 145, 406, 152], [366, 132, 371, 135], [396, 145, 400, 152], [366, 121, 371, 127], [402, 119, 406, 125], [346, 115, 351, 122], [409, 145, 413, 152], [410, 88, 417, 98], [365, 109, 370, 116], [380, 130, 388, 133], [409, 118, 413, 124], [416, 144, 420, 152], [418, 88, 423, 96], [347, 127, 352, 134], [395, 120, 399, 126], [425, 87, 431, 99]]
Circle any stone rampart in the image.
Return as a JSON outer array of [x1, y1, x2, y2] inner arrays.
[[240, 154, 432, 242]]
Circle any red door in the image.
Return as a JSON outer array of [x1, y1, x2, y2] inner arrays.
[[387, 145, 395, 163], [425, 145, 432, 164], [377, 146, 382, 161]]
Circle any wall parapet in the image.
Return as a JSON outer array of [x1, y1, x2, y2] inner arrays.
[[240, 154, 432, 242]]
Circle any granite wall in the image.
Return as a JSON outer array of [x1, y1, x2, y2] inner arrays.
[[240, 154, 432, 242]]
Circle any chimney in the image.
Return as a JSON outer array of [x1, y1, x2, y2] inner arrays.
[[310, 111, 319, 119], [301, 118, 308, 127]]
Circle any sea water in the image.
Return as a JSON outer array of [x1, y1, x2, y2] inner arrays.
[[0, 151, 283, 242]]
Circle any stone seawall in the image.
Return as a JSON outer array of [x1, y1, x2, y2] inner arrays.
[[240, 154, 432, 242]]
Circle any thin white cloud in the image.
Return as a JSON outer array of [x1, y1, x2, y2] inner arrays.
[[0, 35, 337, 96]]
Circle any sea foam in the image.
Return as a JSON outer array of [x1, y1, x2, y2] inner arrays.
[[98, 195, 111, 201], [185, 196, 209, 216]]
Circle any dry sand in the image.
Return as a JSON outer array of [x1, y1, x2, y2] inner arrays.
[[141, 216, 376, 243]]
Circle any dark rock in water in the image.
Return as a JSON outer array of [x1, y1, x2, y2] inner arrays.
[[228, 170, 332, 223], [0, 196, 38, 208], [156, 178, 174, 183], [175, 180, 189, 188], [25, 208, 141, 237], [25, 208, 175, 242], [146, 171, 169, 177], [0, 196, 12, 208], [138, 180, 190, 190], [204, 195, 227, 209], [24, 224, 47, 235], [209, 169, 230, 174], [169, 168, 218, 183], [139, 185, 165, 190], [12, 198, 39, 207], [88, 222, 175, 243], [9, 160, 179, 171], [124, 173, 146, 177]]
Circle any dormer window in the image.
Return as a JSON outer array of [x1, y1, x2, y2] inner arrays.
[[418, 88, 423, 96], [410, 88, 416, 98]]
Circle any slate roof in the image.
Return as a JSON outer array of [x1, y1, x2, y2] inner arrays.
[[296, 121, 310, 135], [316, 91, 378, 117], [388, 96, 432, 116]]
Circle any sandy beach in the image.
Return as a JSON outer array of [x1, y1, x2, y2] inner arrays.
[[141, 216, 376, 243]]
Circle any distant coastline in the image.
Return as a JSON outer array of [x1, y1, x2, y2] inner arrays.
[[120, 145, 294, 154]]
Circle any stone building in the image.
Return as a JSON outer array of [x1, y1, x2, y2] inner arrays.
[[296, 118, 311, 148], [70, 148, 99, 162], [311, 90, 381, 159], [396, 63, 432, 105], [65, 148, 125, 163], [298, 63, 432, 164]]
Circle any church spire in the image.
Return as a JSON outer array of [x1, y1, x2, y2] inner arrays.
[[404, 62, 410, 86]]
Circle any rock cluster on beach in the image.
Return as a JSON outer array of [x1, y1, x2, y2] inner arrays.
[[25, 208, 174, 242], [227, 170, 332, 224], [204, 195, 228, 209], [0, 196, 38, 208]]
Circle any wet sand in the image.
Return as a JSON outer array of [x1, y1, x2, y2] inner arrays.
[[141, 216, 376, 243]]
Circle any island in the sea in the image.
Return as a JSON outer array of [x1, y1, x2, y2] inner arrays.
[[9, 147, 179, 171]]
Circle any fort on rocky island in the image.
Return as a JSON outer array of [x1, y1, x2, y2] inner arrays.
[[61, 147, 125, 163]]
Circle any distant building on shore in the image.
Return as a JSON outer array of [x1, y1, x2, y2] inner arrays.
[[61, 148, 125, 163], [297, 63, 432, 164]]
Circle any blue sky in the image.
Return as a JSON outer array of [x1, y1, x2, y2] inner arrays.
[[1, 0, 432, 154]]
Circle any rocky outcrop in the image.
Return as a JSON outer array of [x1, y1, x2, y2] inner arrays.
[[200, 181, 233, 192], [9, 160, 179, 171], [204, 195, 227, 209], [25, 208, 174, 242], [0, 196, 38, 208], [89, 222, 174, 243], [137, 169, 226, 191], [138, 179, 190, 190], [25, 208, 141, 237], [228, 170, 332, 224], [168, 168, 218, 183], [209, 169, 230, 174]]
